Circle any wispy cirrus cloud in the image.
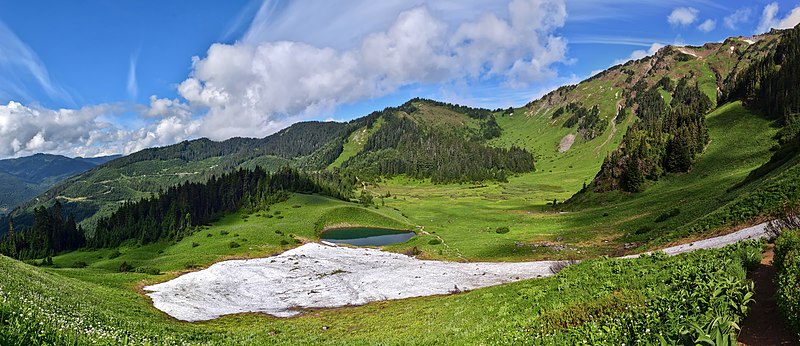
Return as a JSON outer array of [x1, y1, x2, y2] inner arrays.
[[127, 51, 139, 100], [724, 8, 751, 30], [0, 20, 73, 105]]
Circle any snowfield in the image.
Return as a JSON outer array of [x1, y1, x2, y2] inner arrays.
[[144, 221, 770, 321]]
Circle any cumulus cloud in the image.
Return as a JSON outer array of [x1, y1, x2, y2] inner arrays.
[[0, 96, 206, 158], [0, 101, 122, 157], [668, 7, 699, 27], [613, 43, 664, 65], [724, 8, 751, 30], [179, 0, 569, 140], [697, 19, 716, 33], [757, 3, 800, 34]]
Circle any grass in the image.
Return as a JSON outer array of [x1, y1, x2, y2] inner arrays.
[[564, 102, 777, 249], [0, 239, 763, 345], [328, 118, 384, 169], [52, 194, 412, 273]]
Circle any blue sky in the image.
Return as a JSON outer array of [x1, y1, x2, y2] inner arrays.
[[0, 0, 798, 158]]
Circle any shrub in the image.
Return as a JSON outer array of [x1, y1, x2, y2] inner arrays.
[[655, 208, 681, 223], [119, 261, 133, 272], [775, 230, 800, 336], [404, 246, 421, 256], [428, 238, 442, 245], [280, 240, 289, 246], [72, 261, 88, 268], [220, 230, 229, 236], [229, 241, 241, 249], [496, 226, 510, 234], [134, 266, 161, 275], [191, 242, 199, 248], [635, 226, 652, 235]]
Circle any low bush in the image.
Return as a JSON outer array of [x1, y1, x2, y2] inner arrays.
[[118, 261, 133, 273], [134, 266, 161, 275], [496, 226, 510, 234], [655, 208, 681, 223], [229, 241, 241, 249], [775, 230, 800, 336], [428, 239, 442, 245]]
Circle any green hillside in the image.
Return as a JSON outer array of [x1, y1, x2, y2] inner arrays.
[[0, 153, 118, 214], [0, 233, 763, 345], [3, 27, 800, 344]]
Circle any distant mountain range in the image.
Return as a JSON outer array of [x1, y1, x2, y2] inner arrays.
[[0, 153, 120, 213]]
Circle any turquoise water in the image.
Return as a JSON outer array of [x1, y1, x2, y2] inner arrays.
[[321, 227, 415, 246]]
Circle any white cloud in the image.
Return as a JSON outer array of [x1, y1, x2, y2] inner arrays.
[[697, 19, 716, 33], [613, 43, 664, 65], [0, 97, 207, 159], [144, 95, 190, 118], [724, 8, 751, 29], [0, 20, 72, 104], [0, 101, 122, 158], [180, 0, 569, 141], [668, 7, 699, 27], [127, 52, 138, 100], [757, 3, 800, 33]]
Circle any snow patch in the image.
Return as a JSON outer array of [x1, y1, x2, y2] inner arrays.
[[145, 222, 771, 321], [145, 243, 559, 321]]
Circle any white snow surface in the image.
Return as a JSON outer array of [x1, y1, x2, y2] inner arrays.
[[145, 222, 770, 321], [145, 243, 559, 321]]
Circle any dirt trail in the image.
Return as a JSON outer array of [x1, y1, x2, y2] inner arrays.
[[738, 244, 799, 345], [594, 102, 620, 155]]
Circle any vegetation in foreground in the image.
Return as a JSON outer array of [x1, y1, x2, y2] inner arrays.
[[775, 227, 800, 339], [0, 239, 762, 345]]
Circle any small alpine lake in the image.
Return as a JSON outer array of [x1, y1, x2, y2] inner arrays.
[[320, 227, 415, 246]]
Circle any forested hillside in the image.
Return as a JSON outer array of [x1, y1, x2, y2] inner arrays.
[[338, 99, 535, 183], [0, 154, 118, 213]]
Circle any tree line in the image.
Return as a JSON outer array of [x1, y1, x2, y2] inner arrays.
[[0, 201, 85, 259], [0, 167, 355, 258]]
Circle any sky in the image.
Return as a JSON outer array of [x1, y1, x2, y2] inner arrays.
[[0, 0, 799, 159]]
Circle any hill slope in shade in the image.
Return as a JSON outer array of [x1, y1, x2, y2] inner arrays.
[[0, 153, 120, 214]]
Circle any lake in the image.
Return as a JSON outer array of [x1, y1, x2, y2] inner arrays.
[[320, 227, 415, 246]]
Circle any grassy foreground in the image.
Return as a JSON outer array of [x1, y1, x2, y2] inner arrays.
[[0, 239, 762, 345]]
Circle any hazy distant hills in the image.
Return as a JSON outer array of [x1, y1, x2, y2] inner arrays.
[[0, 153, 120, 213]]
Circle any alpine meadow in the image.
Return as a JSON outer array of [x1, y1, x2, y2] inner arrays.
[[2, 1, 800, 345]]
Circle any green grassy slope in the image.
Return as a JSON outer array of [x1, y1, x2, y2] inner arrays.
[[51, 194, 411, 273], [0, 237, 762, 345], [564, 102, 777, 249]]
